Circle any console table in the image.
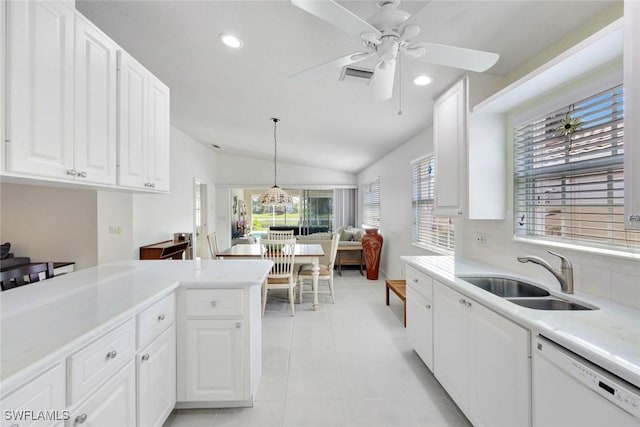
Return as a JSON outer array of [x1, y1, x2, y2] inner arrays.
[[336, 244, 364, 276], [140, 240, 189, 260]]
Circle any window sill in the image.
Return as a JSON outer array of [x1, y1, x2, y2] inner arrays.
[[513, 236, 640, 261], [412, 241, 454, 256]]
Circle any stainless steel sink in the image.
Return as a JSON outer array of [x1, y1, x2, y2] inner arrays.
[[508, 297, 594, 311], [459, 276, 550, 298]]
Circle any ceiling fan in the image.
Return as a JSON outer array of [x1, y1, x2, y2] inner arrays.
[[290, 0, 500, 101]]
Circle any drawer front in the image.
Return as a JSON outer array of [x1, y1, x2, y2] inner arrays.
[[0, 363, 66, 427], [185, 288, 243, 317], [68, 319, 135, 405], [138, 293, 175, 349], [406, 265, 433, 301]]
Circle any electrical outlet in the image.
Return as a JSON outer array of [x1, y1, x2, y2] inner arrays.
[[476, 233, 489, 248]]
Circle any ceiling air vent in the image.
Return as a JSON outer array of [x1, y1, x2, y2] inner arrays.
[[339, 66, 374, 85]]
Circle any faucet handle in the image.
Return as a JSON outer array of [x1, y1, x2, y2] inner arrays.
[[547, 250, 572, 269]]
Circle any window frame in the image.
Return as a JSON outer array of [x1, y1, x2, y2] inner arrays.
[[362, 177, 381, 228]]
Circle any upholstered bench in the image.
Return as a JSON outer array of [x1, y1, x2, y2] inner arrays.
[[385, 279, 406, 327]]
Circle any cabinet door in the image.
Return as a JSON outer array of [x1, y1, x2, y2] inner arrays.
[[147, 75, 170, 191], [406, 285, 433, 371], [117, 51, 148, 189], [138, 325, 176, 427], [433, 78, 466, 217], [468, 301, 530, 427], [183, 319, 243, 402], [433, 281, 469, 415], [6, 0, 75, 179], [625, 0, 640, 229], [73, 14, 118, 185], [70, 361, 136, 427]]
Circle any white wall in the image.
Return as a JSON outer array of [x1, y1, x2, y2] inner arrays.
[[0, 183, 98, 269], [132, 126, 218, 258], [357, 128, 440, 279], [97, 191, 133, 264]]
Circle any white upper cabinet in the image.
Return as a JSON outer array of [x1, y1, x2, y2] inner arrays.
[[6, 0, 75, 178], [433, 79, 467, 217], [118, 51, 170, 192], [625, 0, 640, 229], [74, 13, 118, 185]]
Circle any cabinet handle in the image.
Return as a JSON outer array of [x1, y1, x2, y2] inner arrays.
[[142, 353, 150, 361], [77, 171, 87, 178], [75, 413, 88, 424], [459, 298, 465, 305], [10, 424, 20, 427], [210, 301, 217, 307], [425, 304, 431, 309], [412, 278, 419, 283], [466, 301, 472, 308], [150, 183, 156, 188], [66, 169, 77, 176], [157, 313, 166, 321], [106, 350, 117, 359], [235, 322, 241, 328]]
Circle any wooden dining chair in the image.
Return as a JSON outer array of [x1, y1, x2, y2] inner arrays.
[[267, 229, 295, 240], [207, 232, 220, 259], [261, 238, 297, 316], [0, 262, 55, 291], [297, 232, 340, 304]]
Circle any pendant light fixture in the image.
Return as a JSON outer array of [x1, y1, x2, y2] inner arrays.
[[259, 118, 293, 206]]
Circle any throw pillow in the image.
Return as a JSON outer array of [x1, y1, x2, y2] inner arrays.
[[353, 229, 365, 241], [0, 242, 10, 259], [340, 228, 355, 241]]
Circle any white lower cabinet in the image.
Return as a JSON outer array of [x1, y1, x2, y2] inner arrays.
[[405, 266, 434, 371], [182, 319, 244, 402], [137, 325, 176, 427], [433, 280, 530, 427], [68, 361, 136, 427]]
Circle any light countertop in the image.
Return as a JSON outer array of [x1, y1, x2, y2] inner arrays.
[[402, 255, 640, 389], [0, 259, 272, 395]]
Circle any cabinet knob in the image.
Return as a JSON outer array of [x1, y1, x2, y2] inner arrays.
[[412, 279, 419, 283], [425, 304, 431, 309], [210, 301, 217, 307], [77, 171, 87, 178], [66, 169, 77, 176], [157, 313, 166, 321], [10, 424, 20, 427], [235, 322, 241, 328], [106, 350, 117, 359], [150, 183, 156, 188], [142, 353, 150, 361], [75, 413, 88, 424], [459, 298, 465, 305], [466, 301, 472, 308]]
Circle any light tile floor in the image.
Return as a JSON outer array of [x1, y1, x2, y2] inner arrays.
[[164, 270, 471, 427]]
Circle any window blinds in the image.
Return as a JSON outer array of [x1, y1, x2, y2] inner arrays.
[[412, 155, 455, 253], [362, 178, 381, 228], [514, 84, 640, 253]]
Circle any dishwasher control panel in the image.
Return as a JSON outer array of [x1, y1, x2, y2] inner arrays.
[[536, 336, 640, 420]]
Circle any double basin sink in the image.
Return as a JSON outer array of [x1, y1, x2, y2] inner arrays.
[[457, 276, 596, 311]]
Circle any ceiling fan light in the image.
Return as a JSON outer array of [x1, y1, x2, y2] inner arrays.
[[219, 33, 243, 48], [259, 118, 293, 207], [413, 75, 432, 86]]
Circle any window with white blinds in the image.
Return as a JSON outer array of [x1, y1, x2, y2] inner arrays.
[[362, 178, 380, 228], [412, 155, 455, 253], [514, 84, 640, 254]]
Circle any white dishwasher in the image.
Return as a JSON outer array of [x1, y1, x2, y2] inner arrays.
[[533, 335, 640, 427]]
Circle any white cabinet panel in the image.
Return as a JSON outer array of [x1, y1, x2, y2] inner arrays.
[[0, 364, 66, 427], [147, 75, 170, 192], [138, 325, 176, 427], [137, 293, 175, 349], [6, 0, 75, 178], [433, 79, 466, 217], [625, 0, 640, 229], [406, 285, 433, 371], [73, 14, 117, 185], [182, 319, 243, 402], [185, 288, 243, 318], [69, 361, 136, 427]]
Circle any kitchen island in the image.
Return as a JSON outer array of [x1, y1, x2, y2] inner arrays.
[[0, 259, 272, 426]]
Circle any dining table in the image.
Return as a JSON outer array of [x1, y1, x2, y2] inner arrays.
[[217, 243, 325, 310]]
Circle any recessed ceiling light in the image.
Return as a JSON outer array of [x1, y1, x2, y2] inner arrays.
[[219, 33, 242, 49], [413, 75, 432, 86]]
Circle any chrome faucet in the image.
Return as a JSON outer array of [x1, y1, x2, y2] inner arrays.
[[517, 250, 574, 294]]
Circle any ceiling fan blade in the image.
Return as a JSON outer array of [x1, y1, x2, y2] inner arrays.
[[289, 51, 372, 79], [291, 0, 381, 38], [406, 42, 499, 72], [372, 60, 396, 101]]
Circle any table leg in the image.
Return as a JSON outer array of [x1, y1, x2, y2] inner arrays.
[[312, 257, 319, 311], [359, 249, 364, 276], [337, 251, 343, 277]]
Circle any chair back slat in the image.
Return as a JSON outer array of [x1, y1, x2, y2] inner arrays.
[[261, 238, 296, 279], [0, 262, 55, 291], [267, 230, 295, 240], [207, 232, 220, 259], [327, 232, 341, 270]]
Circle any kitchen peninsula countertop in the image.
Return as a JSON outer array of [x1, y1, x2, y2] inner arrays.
[[402, 255, 640, 389], [0, 259, 272, 396]]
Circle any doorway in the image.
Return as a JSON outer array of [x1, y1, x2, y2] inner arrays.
[[194, 178, 208, 259]]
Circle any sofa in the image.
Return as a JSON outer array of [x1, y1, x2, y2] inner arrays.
[[295, 226, 365, 267]]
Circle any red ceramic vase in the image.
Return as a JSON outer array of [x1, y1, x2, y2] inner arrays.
[[361, 228, 383, 280]]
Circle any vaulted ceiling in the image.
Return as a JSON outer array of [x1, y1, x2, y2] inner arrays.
[[77, 0, 620, 173]]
